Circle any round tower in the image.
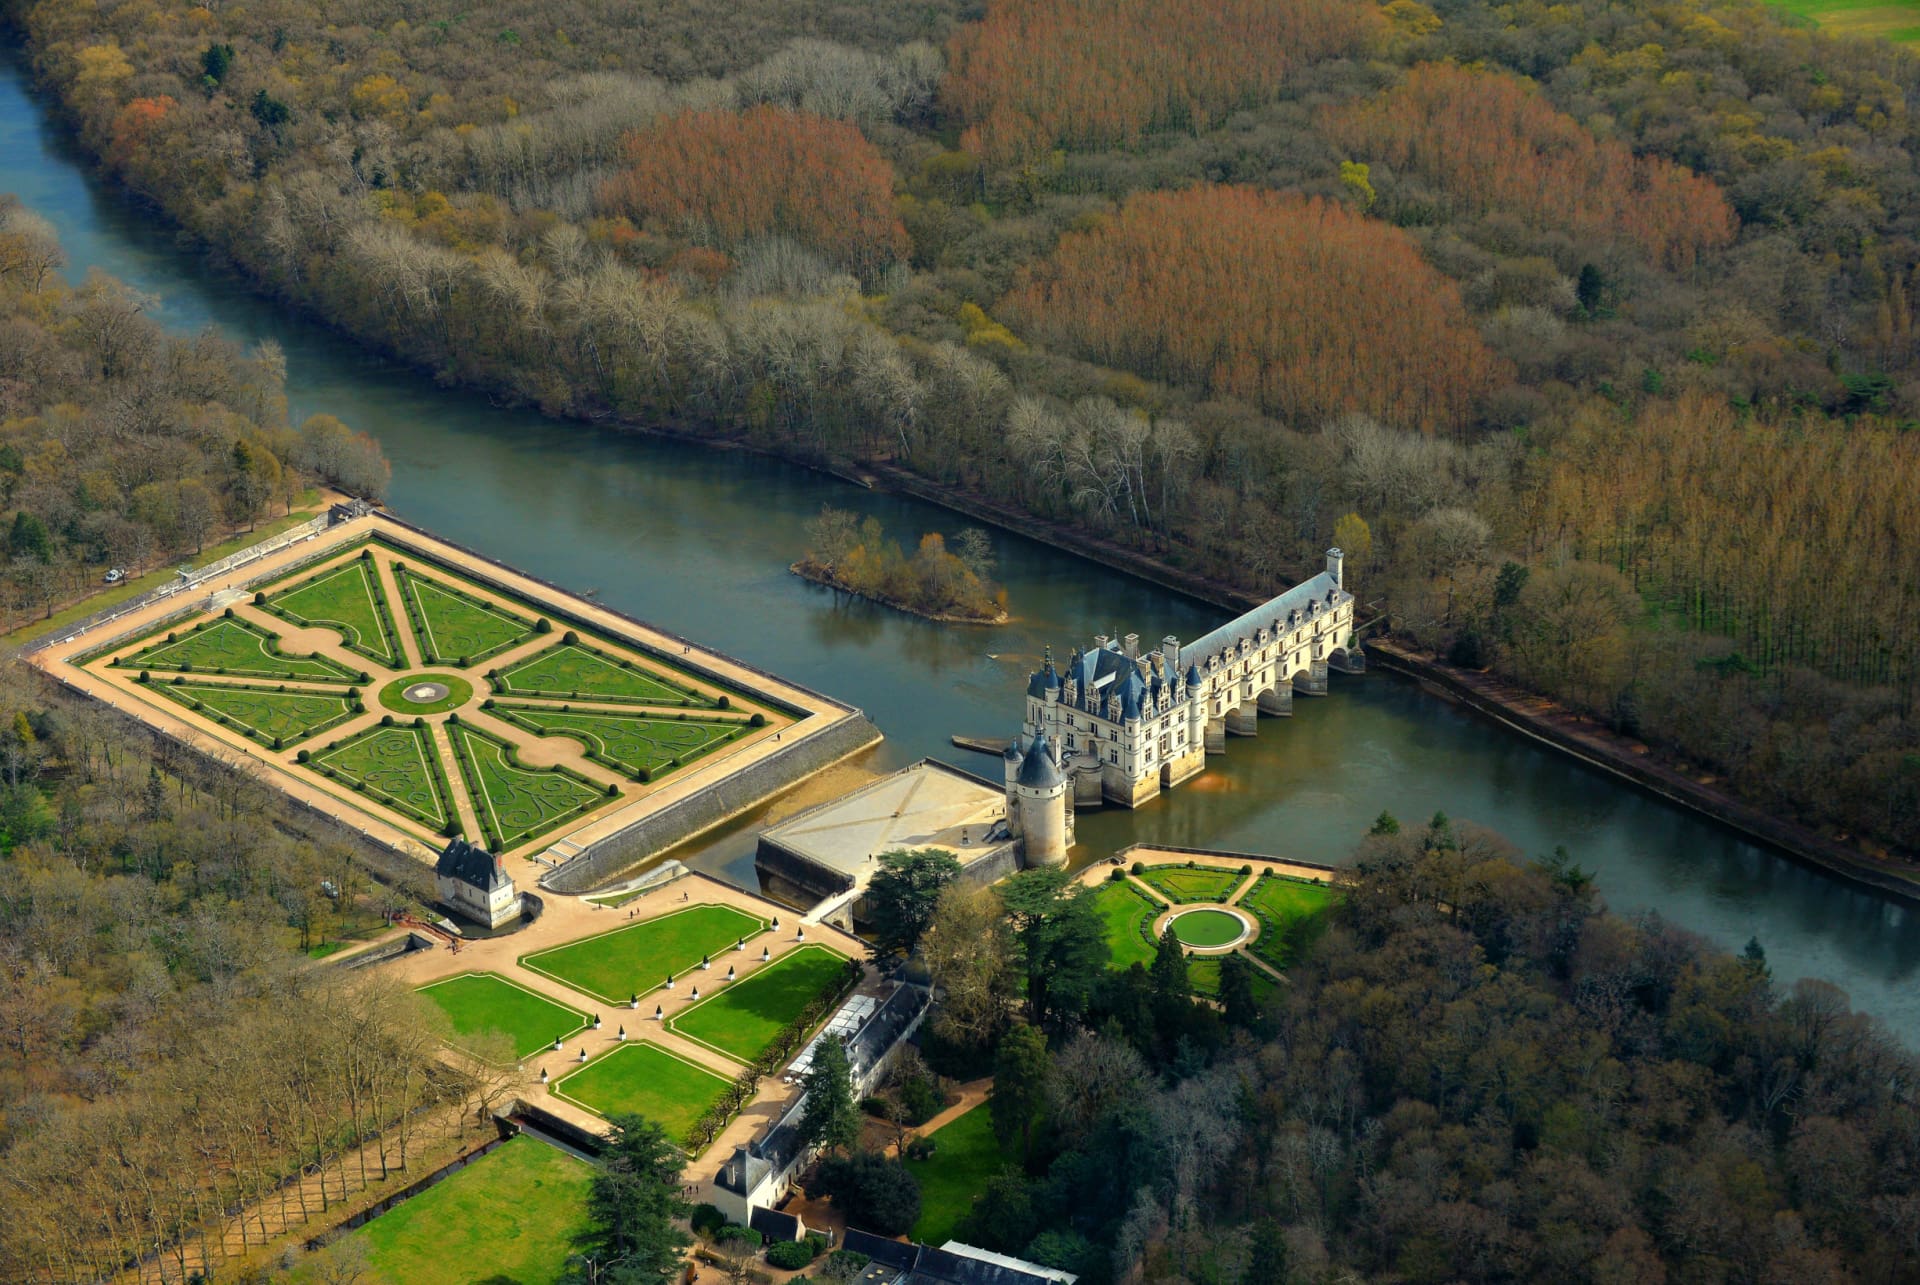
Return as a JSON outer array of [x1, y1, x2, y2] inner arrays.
[[1013, 732, 1070, 867], [1002, 737, 1026, 841]]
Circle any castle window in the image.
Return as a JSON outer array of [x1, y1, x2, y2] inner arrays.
[[1108, 750, 1118, 764]]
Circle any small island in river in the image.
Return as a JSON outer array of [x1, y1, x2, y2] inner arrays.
[[794, 505, 1010, 625]]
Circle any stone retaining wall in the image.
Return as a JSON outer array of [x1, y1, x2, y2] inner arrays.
[[542, 713, 883, 894]]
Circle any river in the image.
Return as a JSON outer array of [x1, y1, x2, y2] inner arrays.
[[3, 51, 1916, 1039]]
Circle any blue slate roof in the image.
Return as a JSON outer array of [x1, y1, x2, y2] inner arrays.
[[1177, 571, 1347, 672], [1015, 733, 1063, 788]]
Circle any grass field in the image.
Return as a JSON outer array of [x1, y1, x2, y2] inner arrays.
[[449, 723, 604, 850], [905, 1105, 1005, 1246], [670, 944, 847, 1062], [553, 1041, 732, 1134], [398, 566, 536, 664], [521, 904, 767, 1005], [264, 558, 403, 667], [347, 1135, 593, 1285], [151, 679, 357, 745], [1136, 863, 1248, 904], [1186, 955, 1279, 1003], [1092, 879, 1161, 970], [118, 618, 359, 682], [1169, 908, 1245, 947], [308, 724, 455, 830], [496, 642, 714, 706], [1240, 876, 1339, 970], [1771, 0, 1920, 43], [496, 705, 747, 777], [417, 972, 589, 1061]]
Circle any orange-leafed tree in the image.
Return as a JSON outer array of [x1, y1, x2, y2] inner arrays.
[[601, 106, 907, 277], [1320, 62, 1737, 271], [107, 96, 177, 171], [945, 0, 1380, 164], [1005, 187, 1509, 436]]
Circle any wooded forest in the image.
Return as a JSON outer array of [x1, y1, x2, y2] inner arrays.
[[901, 817, 1920, 1284], [0, 657, 504, 1283], [0, 197, 390, 625], [7, 0, 1920, 864]]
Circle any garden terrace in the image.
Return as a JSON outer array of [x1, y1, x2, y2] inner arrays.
[[552, 1040, 734, 1138], [45, 513, 858, 864], [669, 943, 852, 1063]]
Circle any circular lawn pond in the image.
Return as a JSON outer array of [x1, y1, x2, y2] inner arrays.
[[378, 673, 474, 715], [1168, 908, 1249, 948]]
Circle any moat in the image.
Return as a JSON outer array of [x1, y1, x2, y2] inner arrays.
[[2, 55, 1916, 1038]]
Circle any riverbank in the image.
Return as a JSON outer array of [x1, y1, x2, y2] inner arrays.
[[789, 560, 1009, 625], [1365, 637, 1920, 905]]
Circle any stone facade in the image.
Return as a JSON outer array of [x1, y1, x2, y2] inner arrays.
[[435, 838, 522, 929], [1018, 550, 1356, 809]]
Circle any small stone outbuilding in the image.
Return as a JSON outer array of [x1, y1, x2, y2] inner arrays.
[[435, 838, 522, 929]]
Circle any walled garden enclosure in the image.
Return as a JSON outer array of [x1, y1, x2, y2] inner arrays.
[[69, 524, 807, 859]]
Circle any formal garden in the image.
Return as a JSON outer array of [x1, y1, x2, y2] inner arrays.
[[417, 972, 590, 1061], [259, 557, 404, 667], [115, 616, 360, 682], [552, 1041, 734, 1137], [669, 944, 851, 1062], [520, 903, 769, 1005], [491, 704, 753, 779], [148, 679, 359, 746], [80, 534, 795, 852], [448, 721, 607, 851], [1094, 860, 1337, 998], [341, 1135, 593, 1285]]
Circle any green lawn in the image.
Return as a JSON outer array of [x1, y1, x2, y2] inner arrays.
[[669, 944, 848, 1062], [417, 972, 589, 1061], [495, 705, 748, 777], [1240, 875, 1339, 970], [150, 679, 357, 745], [1136, 863, 1247, 904], [379, 673, 474, 714], [1092, 879, 1161, 970], [449, 723, 605, 850], [905, 1105, 1007, 1246], [347, 1135, 593, 1285], [496, 642, 715, 707], [397, 565, 536, 664], [553, 1041, 732, 1136], [116, 617, 359, 682], [263, 557, 403, 668], [307, 724, 455, 831], [521, 903, 767, 1005], [1168, 908, 1245, 947]]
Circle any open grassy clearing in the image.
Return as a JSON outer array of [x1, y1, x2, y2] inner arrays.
[[345, 1135, 592, 1285], [307, 723, 455, 831], [1136, 863, 1248, 904], [449, 722, 605, 850], [1240, 875, 1339, 970], [1092, 879, 1162, 970], [669, 944, 848, 1062], [261, 557, 403, 667], [395, 564, 538, 665], [494, 704, 748, 777], [417, 972, 589, 1061], [149, 679, 358, 745], [495, 641, 717, 707], [1771, 0, 1920, 42], [905, 1104, 1005, 1247], [553, 1041, 732, 1134], [116, 617, 359, 682], [1185, 955, 1278, 1003], [520, 903, 767, 1005]]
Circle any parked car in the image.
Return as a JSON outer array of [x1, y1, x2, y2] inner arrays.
[[103, 568, 125, 584]]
